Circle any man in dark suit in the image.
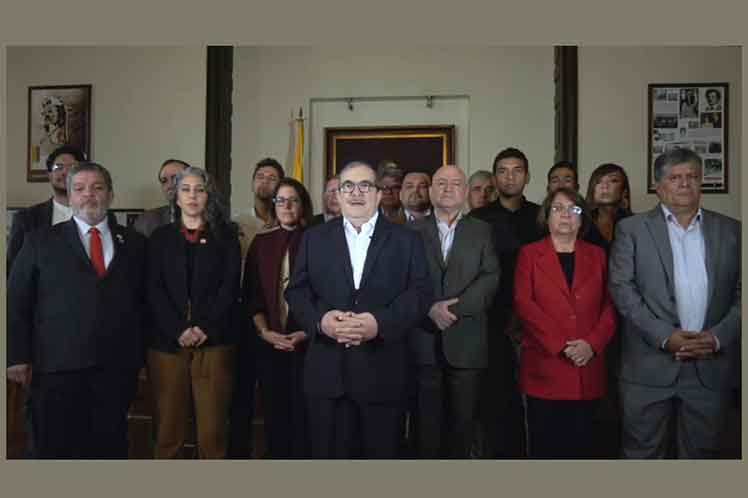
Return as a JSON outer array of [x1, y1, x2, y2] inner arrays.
[[7, 162, 148, 458], [469, 147, 542, 458], [409, 165, 499, 458], [285, 161, 432, 458], [310, 175, 340, 226], [7, 145, 85, 273], [609, 148, 740, 458], [132, 158, 189, 237]]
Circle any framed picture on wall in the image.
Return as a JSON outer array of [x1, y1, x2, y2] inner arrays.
[[324, 125, 455, 179], [110, 208, 145, 228], [647, 82, 728, 193], [27, 84, 92, 182]]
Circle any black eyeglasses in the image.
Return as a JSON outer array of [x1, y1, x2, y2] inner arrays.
[[380, 185, 402, 194], [273, 196, 301, 206], [339, 181, 378, 194]]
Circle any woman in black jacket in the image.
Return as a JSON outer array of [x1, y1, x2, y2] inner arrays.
[[147, 166, 241, 458]]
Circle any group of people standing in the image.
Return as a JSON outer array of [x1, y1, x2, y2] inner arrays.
[[6, 143, 740, 460]]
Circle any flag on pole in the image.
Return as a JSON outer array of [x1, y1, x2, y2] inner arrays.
[[292, 107, 304, 182]]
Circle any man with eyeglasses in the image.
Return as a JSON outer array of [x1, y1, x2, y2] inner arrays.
[[7, 145, 85, 274], [609, 148, 740, 459], [132, 159, 190, 237], [311, 175, 341, 226], [376, 161, 406, 224], [285, 161, 432, 458], [6, 145, 84, 458]]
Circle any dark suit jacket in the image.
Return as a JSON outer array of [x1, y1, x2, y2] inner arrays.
[[514, 237, 616, 400], [147, 223, 241, 353], [133, 205, 172, 237], [609, 206, 741, 390], [284, 215, 433, 403], [408, 215, 499, 369], [7, 219, 148, 373], [6, 199, 53, 275]]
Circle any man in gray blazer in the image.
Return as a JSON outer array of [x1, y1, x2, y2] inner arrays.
[[409, 165, 499, 458], [133, 159, 189, 237], [609, 148, 740, 458]]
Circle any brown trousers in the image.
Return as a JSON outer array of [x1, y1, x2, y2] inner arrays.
[[148, 345, 235, 458]]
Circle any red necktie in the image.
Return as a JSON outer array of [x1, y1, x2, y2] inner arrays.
[[88, 227, 107, 277]]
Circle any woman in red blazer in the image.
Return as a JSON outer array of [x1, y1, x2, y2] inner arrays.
[[514, 187, 616, 459]]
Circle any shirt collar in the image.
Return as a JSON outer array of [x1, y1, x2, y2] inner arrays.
[[52, 198, 71, 211], [404, 207, 431, 221], [436, 211, 463, 230], [660, 203, 703, 229], [343, 210, 379, 236], [73, 214, 111, 237]]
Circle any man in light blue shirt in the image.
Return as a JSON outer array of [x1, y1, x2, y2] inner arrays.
[[609, 148, 740, 458]]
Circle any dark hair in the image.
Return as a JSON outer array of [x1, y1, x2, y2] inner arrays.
[[171, 167, 237, 237], [46, 145, 86, 172], [376, 160, 405, 183], [585, 162, 633, 215], [537, 187, 591, 239], [402, 170, 432, 184], [253, 157, 285, 180], [273, 178, 314, 228], [653, 148, 702, 183], [492, 147, 529, 174], [706, 88, 720, 100], [158, 158, 191, 179], [547, 160, 578, 189], [66, 162, 113, 193]]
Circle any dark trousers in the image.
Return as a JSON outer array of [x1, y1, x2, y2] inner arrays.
[[413, 364, 482, 458], [257, 349, 308, 458], [525, 396, 599, 459], [227, 334, 257, 458], [307, 395, 404, 459], [31, 366, 138, 459]]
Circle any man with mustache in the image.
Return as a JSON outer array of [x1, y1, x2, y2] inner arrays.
[[400, 171, 432, 223], [7, 162, 148, 458], [285, 161, 432, 458]]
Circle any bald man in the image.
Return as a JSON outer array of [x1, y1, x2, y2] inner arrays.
[[408, 165, 499, 458]]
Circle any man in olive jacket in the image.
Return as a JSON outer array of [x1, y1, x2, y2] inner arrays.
[[409, 165, 500, 458]]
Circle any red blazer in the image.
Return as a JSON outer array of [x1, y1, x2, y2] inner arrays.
[[514, 236, 616, 400]]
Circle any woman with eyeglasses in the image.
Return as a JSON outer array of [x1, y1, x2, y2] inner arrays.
[[243, 177, 314, 458], [147, 167, 241, 458], [513, 187, 617, 459]]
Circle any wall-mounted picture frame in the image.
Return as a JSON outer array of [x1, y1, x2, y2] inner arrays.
[[324, 125, 455, 179], [647, 82, 728, 193], [110, 208, 145, 228], [27, 84, 92, 182]]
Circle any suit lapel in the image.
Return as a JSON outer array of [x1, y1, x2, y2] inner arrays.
[[105, 222, 128, 277], [42, 198, 54, 226], [443, 216, 470, 287], [359, 216, 392, 289], [701, 210, 720, 307], [644, 206, 675, 294], [537, 236, 571, 297], [61, 219, 96, 272], [332, 219, 356, 291], [424, 216, 446, 272], [570, 241, 594, 294]]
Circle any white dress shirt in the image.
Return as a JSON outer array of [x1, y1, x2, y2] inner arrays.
[[52, 198, 74, 225], [661, 204, 713, 347], [73, 215, 115, 268], [343, 211, 379, 289], [404, 207, 431, 223], [435, 211, 463, 263]]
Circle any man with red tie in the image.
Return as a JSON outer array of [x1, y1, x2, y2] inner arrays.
[[7, 162, 148, 458]]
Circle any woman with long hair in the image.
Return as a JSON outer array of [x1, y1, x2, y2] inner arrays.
[[243, 177, 314, 458], [584, 163, 633, 250], [147, 166, 241, 458]]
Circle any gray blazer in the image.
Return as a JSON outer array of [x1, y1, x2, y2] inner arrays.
[[409, 215, 499, 369], [133, 205, 172, 237], [609, 205, 740, 390]]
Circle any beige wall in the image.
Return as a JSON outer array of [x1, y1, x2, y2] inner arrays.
[[5, 46, 207, 209], [579, 46, 741, 219], [231, 46, 556, 214]]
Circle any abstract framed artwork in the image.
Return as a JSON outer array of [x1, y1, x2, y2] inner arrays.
[[27, 84, 92, 182], [324, 125, 455, 179]]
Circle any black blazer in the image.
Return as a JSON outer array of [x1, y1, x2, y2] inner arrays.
[[285, 215, 433, 403], [7, 219, 148, 373], [147, 223, 241, 352], [6, 199, 53, 275]]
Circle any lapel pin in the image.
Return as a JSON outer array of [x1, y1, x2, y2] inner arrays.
[[115, 233, 124, 243], [200, 238, 207, 244]]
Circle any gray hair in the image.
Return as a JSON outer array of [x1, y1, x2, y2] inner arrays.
[[468, 169, 494, 187], [376, 160, 405, 183], [66, 162, 114, 193], [653, 147, 703, 183], [171, 166, 233, 234], [339, 161, 377, 181]]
